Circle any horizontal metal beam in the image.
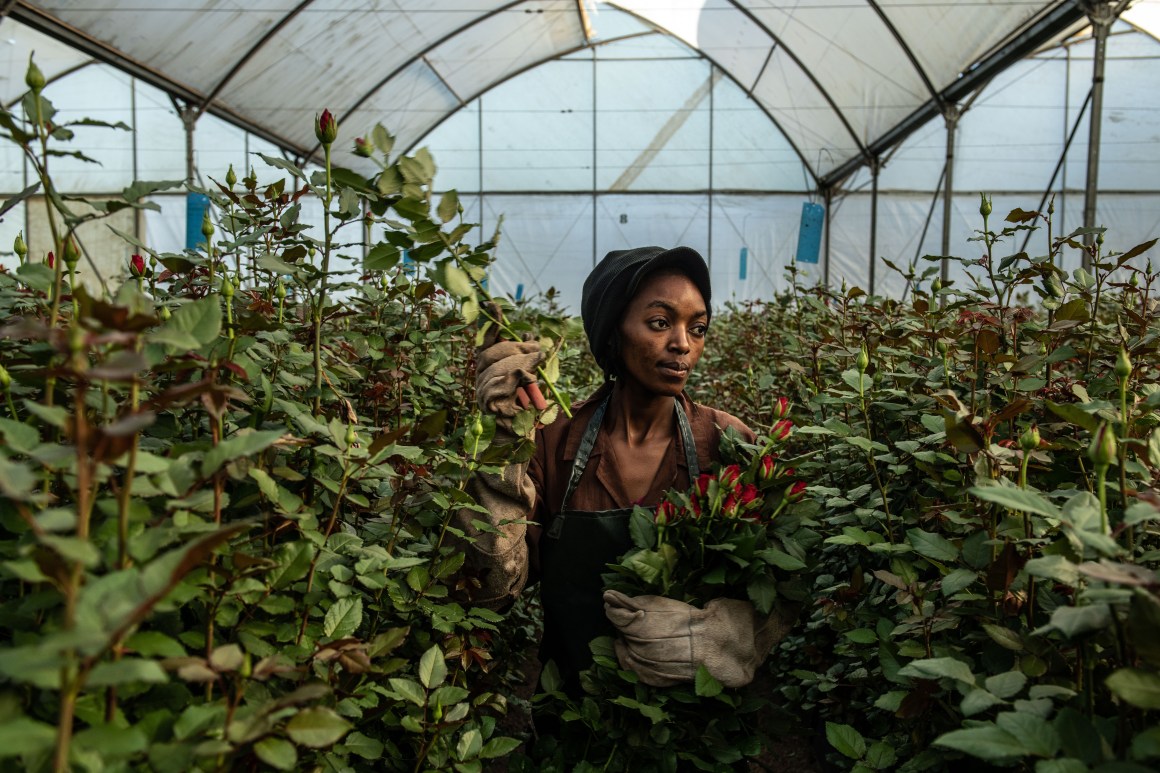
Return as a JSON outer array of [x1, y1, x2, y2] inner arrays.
[[820, 0, 1088, 188]]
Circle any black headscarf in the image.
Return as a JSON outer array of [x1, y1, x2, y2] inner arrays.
[[580, 246, 712, 378]]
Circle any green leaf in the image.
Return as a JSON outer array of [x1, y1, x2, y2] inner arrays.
[[907, 529, 959, 562], [87, 658, 168, 687], [898, 657, 975, 684], [151, 296, 221, 350], [983, 624, 1025, 652], [1047, 401, 1099, 432], [941, 568, 977, 596], [419, 644, 447, 688], [323, 596, 363, 640], [344, 731, 384, 760], [962, 688, 1005, 716], [480, 737, 522, 759], [747, 574, 778, 616], [695, 665, 724, 698], [388, 677, 426, 706], [969, 485, 1062, 518], [73, 724, 148, 757], [1036, 604, 1112, 639], [1106, 668, 1160, 709], [365, 243, 401, 271], [934, 724, 1027, 761], [844, 629, 877, 644], [756, 547, 807, 571], [996, 711, 1061, 758], [257, 152, 305, 180], [254, 737, 298, 770], [437, 190, 460, 223], [0, 716, 57, 757], [826, 722, 867, 760], [1035, 760, 1090, 773], [15, 262, 55, 292], [985, 671, 1027, 699], [202, 430, 285, 477], [629, 506, 657, 550], [284, 707, 351, 748], [456, 728, 483, 761]]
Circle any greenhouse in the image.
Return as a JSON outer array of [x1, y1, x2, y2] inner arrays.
[[3, 2, 1160, 772], [3, 1, 1160, 307]]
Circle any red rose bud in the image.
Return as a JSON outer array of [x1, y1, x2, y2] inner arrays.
[[130, 253, 145, 277], [315, 109, 338, 145], [354, 136, 373, 157], [722, 493, 739, 517], [656, 500, 678, 524], [758, 455, 776, 483], [696, 473, 713, 498], [785, 480, 808, 503], [777, 466, 795, 480], [739, 483, 759, 509], [719, 464, 742, 491], [773, 396, 790, 420], [772, 419, 793, 441], [46, 251, 55, 269]]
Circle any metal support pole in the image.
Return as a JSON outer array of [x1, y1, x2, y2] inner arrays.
[[1082, 2, 1115, 260], [940, 105, 959, 284], [869, 157, 879, 296], [180, 105, 197, 185]]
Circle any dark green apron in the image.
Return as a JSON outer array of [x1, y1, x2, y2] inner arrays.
[[538, 395, 700, 685]]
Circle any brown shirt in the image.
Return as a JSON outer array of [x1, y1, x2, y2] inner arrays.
[[526, 383, 755, 570]]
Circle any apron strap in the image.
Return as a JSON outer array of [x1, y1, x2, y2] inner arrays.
[[559, 395, 700, 511]]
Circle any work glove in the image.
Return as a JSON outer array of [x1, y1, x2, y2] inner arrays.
[[475, 325, 546, 427], [603, 589, 795, 688]]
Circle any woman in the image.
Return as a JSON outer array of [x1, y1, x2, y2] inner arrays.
[[462, 246, 779, 692]]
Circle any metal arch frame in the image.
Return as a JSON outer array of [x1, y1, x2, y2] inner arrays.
[[863, 0, 941, 107], [390, 28, 820, 189], [820, 0, 1090, 188], [595, 4, 818, 185], [716, 0, 871, 170], [6, 0, 317, 158]]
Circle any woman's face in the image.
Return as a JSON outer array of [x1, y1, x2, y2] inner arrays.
[[616, 270, 708, 397]]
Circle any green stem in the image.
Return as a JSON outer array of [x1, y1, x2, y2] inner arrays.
[[312, 144, 333, 417], [1096, 464, 1109, 534]]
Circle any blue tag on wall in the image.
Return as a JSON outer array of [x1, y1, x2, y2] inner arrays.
[[796, 201, 824, 265], [186, 193, 210, 250], [739, 247, 748, 280]]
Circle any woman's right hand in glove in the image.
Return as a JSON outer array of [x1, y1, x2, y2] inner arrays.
[[475, 318, 548, 422]]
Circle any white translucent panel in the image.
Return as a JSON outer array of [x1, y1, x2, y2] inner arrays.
[[878, 0, 1049, 90], [41, 66, 134, 191], [1124, 0, 1160, 41], [135, 76, 187, 183], [595, 58, 711, 191], [0, 20, 91, 105], [195, 115, 248, 186], [827, 193, 872, 291], [743, 0, 928, 142], [709, 194, 807, 303], [587, 4, 655, 42], [876, 119, 945, 191], [32, 1, 298, 93], [591, 31, 693, 60], [481, 194, 595, 311], [347, 60, 469, 168], [955, 56, 1069, 193], [427, 0, 584, 101], [143, 194, 185, 255], [422, 102, 481, 194], [711, 80, 809, 191], [750, 54, 860, 180], [481, 60, 593, 191], [595, 193, 709, 270], [0, 121, 27, 191]]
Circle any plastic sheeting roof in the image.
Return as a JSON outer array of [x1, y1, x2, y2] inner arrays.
[[1, 1, 1126, 186]]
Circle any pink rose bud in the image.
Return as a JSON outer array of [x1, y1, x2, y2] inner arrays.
[[773, 396, 790, 420], [354, 136, 373, 157], [130, 253, 145, 277], [315, 109, 338, 145], [785, 480, 808, 503]]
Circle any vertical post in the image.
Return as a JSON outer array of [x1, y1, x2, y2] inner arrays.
[[131, 77, 141, 241], [941, 105, 959, 285], [869, 157, 879, 296], [180, 104, 197, 186], [823, 186, 832, 287], [478, 95, 485, 243], [1082, 2, 1114, 262], [592, 52, 598, 266], [707, 64, 714, 272]]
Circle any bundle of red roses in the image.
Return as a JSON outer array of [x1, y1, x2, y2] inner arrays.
[[604, 401, 809, 616]]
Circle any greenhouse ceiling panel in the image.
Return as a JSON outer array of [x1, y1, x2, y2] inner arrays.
[[6, 0, 1098, 183]]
